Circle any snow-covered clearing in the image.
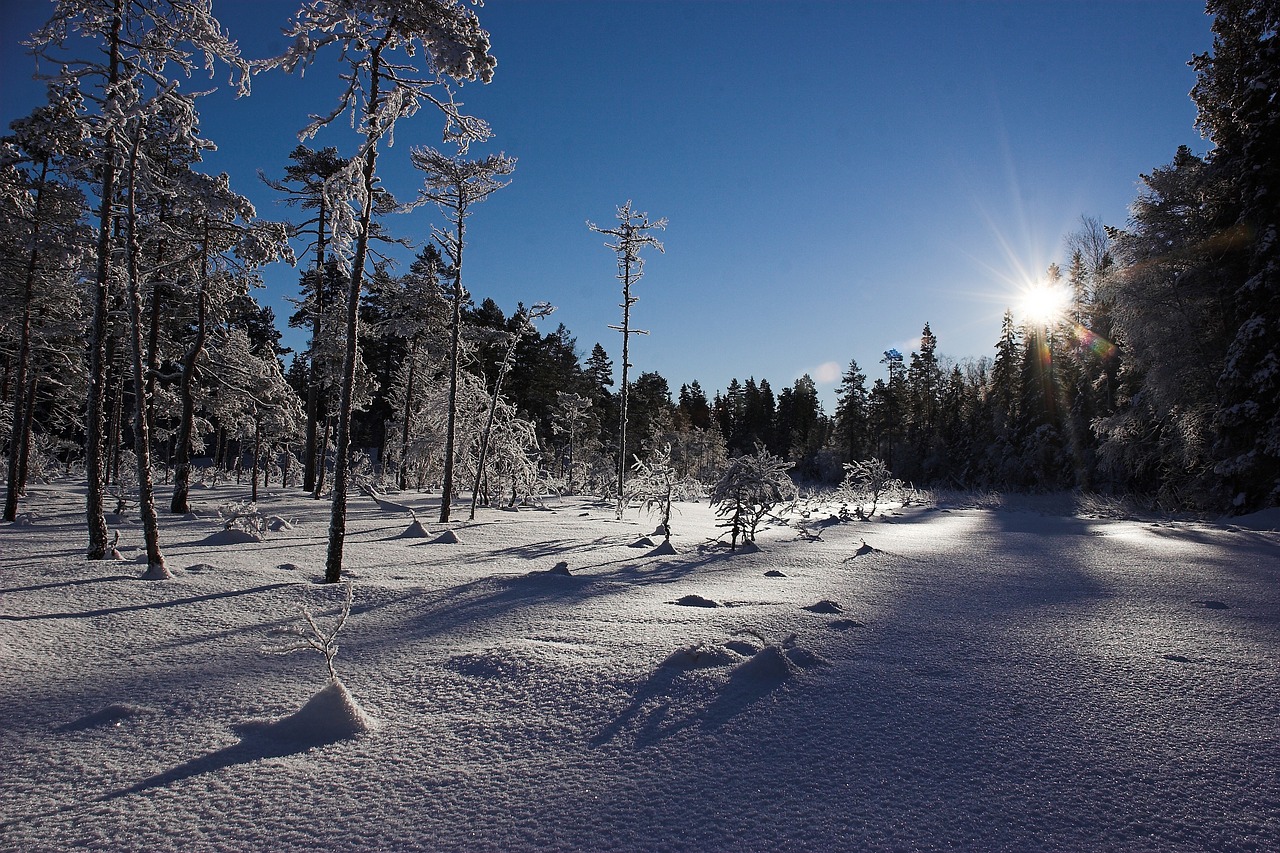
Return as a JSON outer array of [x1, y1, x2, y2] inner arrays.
[[1, 481, 1277, 852]]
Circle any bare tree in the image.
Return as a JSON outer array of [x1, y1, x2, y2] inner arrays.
[[408, 146, 515, 523], [588, 201, 666, 519]]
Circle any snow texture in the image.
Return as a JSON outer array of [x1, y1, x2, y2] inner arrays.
[[0, 481, 1277, 852]]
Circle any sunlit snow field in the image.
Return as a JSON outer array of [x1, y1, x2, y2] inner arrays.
[[1, 480, 1277, 852]]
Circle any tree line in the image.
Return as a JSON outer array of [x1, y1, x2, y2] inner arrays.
[[1, 1, 1276, 585]]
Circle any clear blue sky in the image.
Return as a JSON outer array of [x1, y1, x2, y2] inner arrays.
[[1, 0, 1213, 410]]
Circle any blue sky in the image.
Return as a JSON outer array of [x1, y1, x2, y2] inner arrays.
[[1, 1, 1213, 409]]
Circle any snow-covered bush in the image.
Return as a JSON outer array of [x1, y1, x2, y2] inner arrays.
[[835, 458, 905, 519], [628, 443, 677, 540], [711, 444, 797, 550], [220, 500, 268, 537]]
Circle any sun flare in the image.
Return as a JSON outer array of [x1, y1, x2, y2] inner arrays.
[[1017, 282, 1071, 327]]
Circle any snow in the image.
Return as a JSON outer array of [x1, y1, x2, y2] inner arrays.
[[1, 480, 1278, 852]]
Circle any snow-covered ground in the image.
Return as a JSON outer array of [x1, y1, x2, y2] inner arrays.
[[2, 479, 1277, 852]]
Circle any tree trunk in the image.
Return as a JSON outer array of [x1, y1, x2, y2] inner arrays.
[[84, 0, 123, 559], [302, 197, 328, 494], [170, 222, 209, 514], [3, 161, 47, 521], [251, 409, 261, 504], [123, 126, 168, 578], [440, 207, 465, 523], [325, 38, 386, 583], [15, 376, 37, 497], [616, 267, 633, 520], [398, 336, 418, 491]]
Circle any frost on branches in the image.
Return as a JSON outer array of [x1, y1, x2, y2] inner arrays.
[[711, 444, 796, 551]]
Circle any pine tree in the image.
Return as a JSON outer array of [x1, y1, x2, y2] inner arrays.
[[261, 145, 350, 494], [832, 358, 869, 464], [588, 201, 666, 519], [262, 0, 497, 582], [408, 147, 516, 523], [1192, 0, 1280, 509]]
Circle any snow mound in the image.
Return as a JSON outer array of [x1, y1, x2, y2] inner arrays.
[[251, 679, 374, 744], [397, 519, 431, 538], [447, 648, 528, 680], [202, 528, 263, 545], [58, 702, 157, 732], [671, 594, 720, 608], [527, 561, 572, 578], [267, 516, 293, 532], [804, 599, 844, 614], [764, 569, 787, 577], [646, 539, 678, 557], [13, 512, 36, 526], [429, 530, 461, 544], [277, 562, 301, 572], [628, 536, 656, 548], [141, 562, 173, 580], [827, 618, 865, 631], [661, 642, 743, 669], [849, 539, 882, 558], [735, 540, 761, 554], [733, 644, 795, 681], [818, 514, 843, 527], [784, 646, 828, 668], [185, 563, 217, 573], [181, 512, 202, 521], [1193, 599, 1230, 610]]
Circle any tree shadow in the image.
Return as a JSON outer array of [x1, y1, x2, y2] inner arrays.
[[97, 723, 353, 805], [0, 574, 136, 595], [0, 582, 299, 621], [590, 652, 791, 749]]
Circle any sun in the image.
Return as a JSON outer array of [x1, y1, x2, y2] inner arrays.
[[1017, 281, 1071, 327]]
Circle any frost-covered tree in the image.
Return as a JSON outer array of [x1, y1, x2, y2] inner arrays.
[[588, 201, 666, 519], [261, 145, 349, 494], [408, 146, 515, 523], [1099, 147, 1241, 504], [28, 0, 249, 562], [468, 301, 554, 520], [1, 83, 90, 522], [551, 391, 596, 495], [261, 0, 497, 582], [1191, 0, 1280, 510], [711, 443, 796, 550], [627, 442, 678, 541]]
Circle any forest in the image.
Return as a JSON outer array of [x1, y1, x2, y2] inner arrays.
[[1, 0, 1278, 581]]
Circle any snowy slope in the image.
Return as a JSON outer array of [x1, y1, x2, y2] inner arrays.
[[1, 481, 1277, 852]]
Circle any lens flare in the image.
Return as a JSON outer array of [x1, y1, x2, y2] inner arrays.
[[1017, 282, 1071, 327]]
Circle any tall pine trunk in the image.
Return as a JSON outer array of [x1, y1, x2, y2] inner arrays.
[[325, 39, 385, 583], [3, 161, 47, 521], [123, 127, 168, 578], [439, 214, 465, 523], [170, 221, 210, 513], [84, 0, 123, 559]]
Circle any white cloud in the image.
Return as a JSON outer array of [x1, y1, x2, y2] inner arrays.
[[807, 361, 843, 384]]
